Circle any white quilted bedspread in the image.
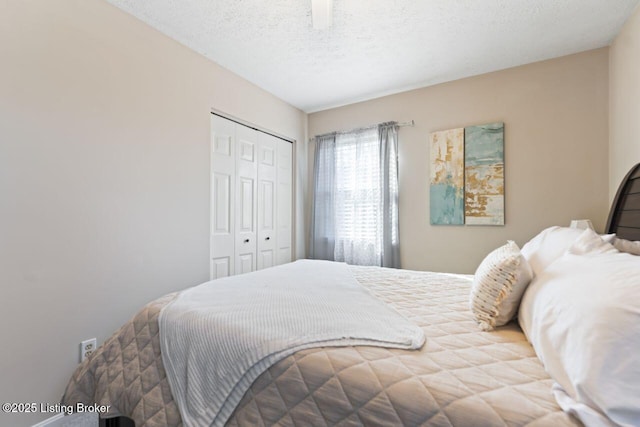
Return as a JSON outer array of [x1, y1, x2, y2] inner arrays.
[[63, 265, 581, 427]]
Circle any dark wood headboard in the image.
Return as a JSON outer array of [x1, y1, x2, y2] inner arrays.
[[606, 163, 640, 241]]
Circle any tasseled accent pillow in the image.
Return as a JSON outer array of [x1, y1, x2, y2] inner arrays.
[[470, 241, 533, 331]]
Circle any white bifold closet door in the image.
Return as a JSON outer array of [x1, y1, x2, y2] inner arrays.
[[235, 124, 258, 275], [276, 139, 292, 265], [257, 133, 277, 270], [210, 114, 293, 279], [210, 115, 236, 279]]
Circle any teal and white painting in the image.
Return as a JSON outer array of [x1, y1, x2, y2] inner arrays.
[[430, 128, 465, 225], [464, 123, 504, 225]]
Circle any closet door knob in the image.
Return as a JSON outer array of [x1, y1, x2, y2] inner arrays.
[[244, 239, 250, 243], [265, 237, 270, 241]]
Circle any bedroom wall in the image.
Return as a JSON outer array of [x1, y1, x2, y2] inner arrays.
[[610, 4, 640, 199], [309, 49, 609, 274], [0, 1, 306, 425]]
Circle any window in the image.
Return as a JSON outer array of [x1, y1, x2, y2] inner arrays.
[[310, 123, 400, 267]]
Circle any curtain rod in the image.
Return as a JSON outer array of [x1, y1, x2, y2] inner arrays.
[[311, 120, 414, 141]]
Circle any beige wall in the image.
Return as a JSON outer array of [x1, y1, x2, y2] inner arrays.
[[0, 1, 306, 425], [309, 49, 610, 274], [610, 5, 640, 199]]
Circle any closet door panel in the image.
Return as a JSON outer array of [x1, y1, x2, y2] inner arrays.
[[235, 125, 258, 274], [213, 173, 232, 234], [211, 257, 231, 279], [276, 139, 293, 265], [210, 115, 236, 279], [257, 134, 278, 270], [238, 178, 255, 231], [237, 253, 254, 275]]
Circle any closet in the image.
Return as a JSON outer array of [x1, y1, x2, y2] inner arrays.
[[210, 113, 293, 279]]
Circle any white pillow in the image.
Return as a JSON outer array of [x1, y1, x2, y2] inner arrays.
[[520, 226, 583, 277], [520, 226, 615, 277], [469, 241, 533, 331], [612, 236, 640, 255], [567, 228, 618, 256], [518, 229, 639, 426]]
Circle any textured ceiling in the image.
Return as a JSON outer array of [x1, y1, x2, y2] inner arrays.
[[105, 0, 639, 113]]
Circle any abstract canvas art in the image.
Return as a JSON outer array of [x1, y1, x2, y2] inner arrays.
[[429, 128, 464, 225], [464, 122, 504, 225]]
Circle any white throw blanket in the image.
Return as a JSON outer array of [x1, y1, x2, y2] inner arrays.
[[159, 260, 425, 427]]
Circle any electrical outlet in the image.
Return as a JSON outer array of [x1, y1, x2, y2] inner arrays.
[[80, 338, 97, 363]]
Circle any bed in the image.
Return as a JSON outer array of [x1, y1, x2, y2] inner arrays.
[[62, 163, 640, 427]]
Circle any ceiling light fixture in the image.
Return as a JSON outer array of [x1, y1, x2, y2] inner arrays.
[[311, 0, 333, 29]]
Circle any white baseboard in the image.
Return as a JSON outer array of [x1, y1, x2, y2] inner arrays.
[[32, 413, 64, 427], [32, 412, 100, 427], [32, 412, 99, 427]]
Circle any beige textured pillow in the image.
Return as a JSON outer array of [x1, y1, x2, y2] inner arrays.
[[470, 241, 533, 331]]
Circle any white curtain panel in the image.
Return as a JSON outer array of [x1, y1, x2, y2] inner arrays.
[[310, 123, 400, 267]]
